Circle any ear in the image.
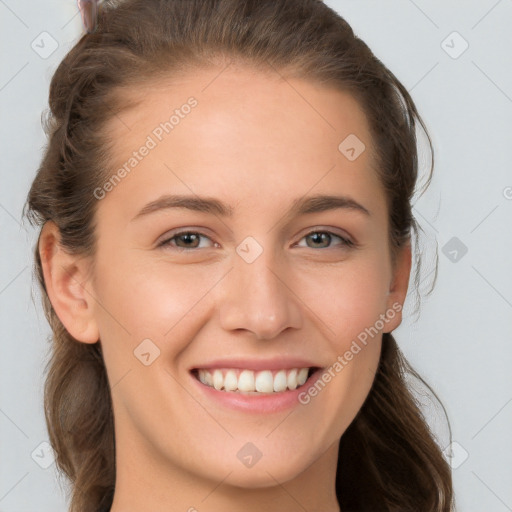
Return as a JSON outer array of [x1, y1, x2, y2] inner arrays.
[[39, 220, 99, 344], [383, 242, 412, 333]]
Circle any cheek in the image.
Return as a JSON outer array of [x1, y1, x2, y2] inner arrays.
[[92, 252, 218, 347], [299, 258, 388, 435], [296, 253, 391, 346]]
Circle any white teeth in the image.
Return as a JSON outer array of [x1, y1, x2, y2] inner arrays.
[[195, 367, 312, 393], [273, 369, 287, 392], [213, 369, 223, 390], [255, 370, 274, 393], [287, 368, 298, 390], [238, 370, 255, 392], [297, 367, 309, 386], [224, 370, 238, 391]]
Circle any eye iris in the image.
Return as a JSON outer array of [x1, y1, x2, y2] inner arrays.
[[308, 232, 330, 248], [177, 233, 200, 248]]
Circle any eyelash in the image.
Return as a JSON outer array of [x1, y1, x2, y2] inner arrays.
[[157, 229, 355, 251]]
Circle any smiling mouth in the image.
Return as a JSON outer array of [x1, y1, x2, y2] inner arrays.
[[190, 367, 320, 394]]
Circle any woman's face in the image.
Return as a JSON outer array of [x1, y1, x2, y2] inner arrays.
[[49, 64, 410, 501]]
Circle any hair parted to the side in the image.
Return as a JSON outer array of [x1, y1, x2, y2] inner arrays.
[[24, 1, 454, 511]]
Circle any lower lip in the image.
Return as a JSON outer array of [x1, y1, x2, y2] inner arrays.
[[189, 368, 324, 414]]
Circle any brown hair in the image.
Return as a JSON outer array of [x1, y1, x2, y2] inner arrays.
[[24, 0, 454, 510]]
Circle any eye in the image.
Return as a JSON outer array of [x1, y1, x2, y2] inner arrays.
[[295, 230, 354, 250], [158, 231, 216, 250], [157, 229, 355, 251]]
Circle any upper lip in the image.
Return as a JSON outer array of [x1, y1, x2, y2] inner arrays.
[[190, 357, 322, 372]]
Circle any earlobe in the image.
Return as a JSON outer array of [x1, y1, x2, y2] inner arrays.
[[384, 243, 412, 333], [39, 221, 100, 344]]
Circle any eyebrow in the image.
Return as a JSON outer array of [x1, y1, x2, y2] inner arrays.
[[131, 193, 371, 221]]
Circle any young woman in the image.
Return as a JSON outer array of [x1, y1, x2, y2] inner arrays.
[[25, 0, 454, 510]]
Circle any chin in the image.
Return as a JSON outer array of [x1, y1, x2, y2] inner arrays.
[[214, 447, 316, 489], [223, 462, 306, 489]]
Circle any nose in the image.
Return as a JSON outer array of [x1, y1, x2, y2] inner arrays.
[[218, 247, 302, 340]]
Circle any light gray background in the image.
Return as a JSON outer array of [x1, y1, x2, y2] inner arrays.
[[1, 1, 511, 511]]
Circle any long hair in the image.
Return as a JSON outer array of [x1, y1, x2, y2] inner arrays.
[[24, 1, 454, 510]]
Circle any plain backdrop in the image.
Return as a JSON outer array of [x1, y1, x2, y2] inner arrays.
[[1, 1, 511, 511]]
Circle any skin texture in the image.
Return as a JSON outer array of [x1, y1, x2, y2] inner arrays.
[[39, 64, 411, 512]]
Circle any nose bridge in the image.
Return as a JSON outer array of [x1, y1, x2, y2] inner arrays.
[[218, 237, 302, 339]]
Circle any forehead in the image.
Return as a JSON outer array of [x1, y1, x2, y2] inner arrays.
[[100, 65, 386, 222], [104, 64, 374, 157]]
